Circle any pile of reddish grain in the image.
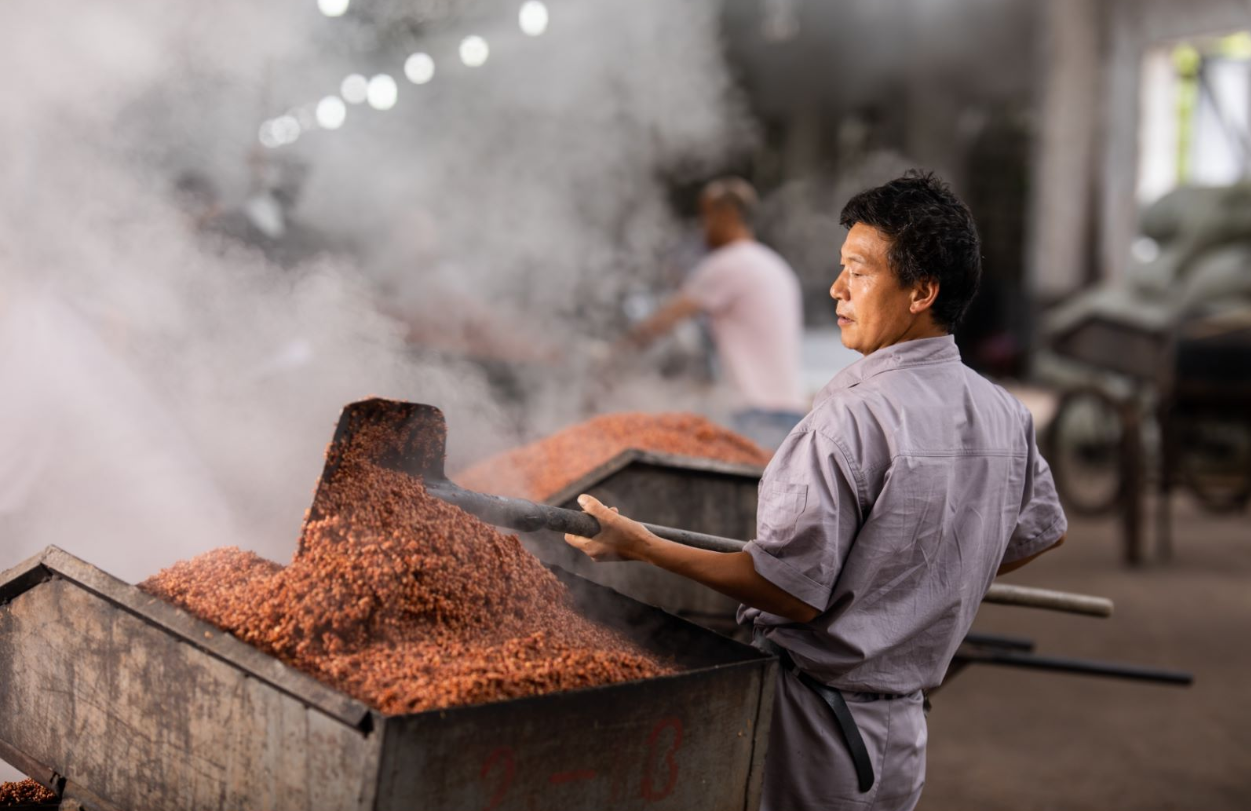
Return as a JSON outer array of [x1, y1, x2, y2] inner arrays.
[[0, 780, 56, 807], [456, 412, 771, 501], [140, 413, 672, 715]]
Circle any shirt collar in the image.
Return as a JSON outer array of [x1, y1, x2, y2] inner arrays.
[[815, 335, 960, 406]]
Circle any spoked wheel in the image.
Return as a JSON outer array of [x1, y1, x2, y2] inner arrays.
[[1178, 414, 1251, 513], [1046, 387, 1130, 516]]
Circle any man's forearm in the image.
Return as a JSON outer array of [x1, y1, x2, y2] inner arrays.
[[623, 295, 701, 348], [563, 494, 819, 623], [639, 540, 819, 623]]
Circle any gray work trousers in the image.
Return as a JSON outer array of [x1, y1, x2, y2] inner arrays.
[[760, 667, 927, 811]]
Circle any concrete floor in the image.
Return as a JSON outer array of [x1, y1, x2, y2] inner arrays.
[[922, 496, 1251, 810]]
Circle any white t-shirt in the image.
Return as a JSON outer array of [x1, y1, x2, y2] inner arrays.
[[683, 240, 805, 412]]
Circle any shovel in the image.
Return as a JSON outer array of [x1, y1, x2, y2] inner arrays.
[[306, 397, 1114, 618]]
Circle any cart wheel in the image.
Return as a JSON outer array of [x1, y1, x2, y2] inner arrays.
[[1178, 415, 1251, 513], [1045, 387, 1128, 516]]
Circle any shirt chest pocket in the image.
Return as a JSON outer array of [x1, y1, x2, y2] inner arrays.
[[757, 480, 809, 541]]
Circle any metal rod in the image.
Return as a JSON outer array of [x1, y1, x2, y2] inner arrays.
[[955, 648, 1193, 686], [963, 631, 1036, 652], [636, 523, 747, 553], [428, 483, 748, 553], [982, 583, 1114, 617]]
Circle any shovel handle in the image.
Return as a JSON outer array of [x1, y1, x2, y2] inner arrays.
[[637, 523, 747, 553], [429, 483, 747, 553]]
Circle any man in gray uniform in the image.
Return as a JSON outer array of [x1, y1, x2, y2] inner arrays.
[[565, 171, 1067, 810]]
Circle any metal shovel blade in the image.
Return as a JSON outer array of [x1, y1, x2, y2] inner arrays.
[[303, 397, 448, 533]]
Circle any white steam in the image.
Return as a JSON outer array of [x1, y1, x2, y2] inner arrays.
[[0, 0, 750, 580]]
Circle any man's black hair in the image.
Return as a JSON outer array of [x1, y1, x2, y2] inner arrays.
[[839, 170, 982, 332]]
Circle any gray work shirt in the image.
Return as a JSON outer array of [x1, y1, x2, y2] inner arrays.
[[740, 335, 1067, 694]]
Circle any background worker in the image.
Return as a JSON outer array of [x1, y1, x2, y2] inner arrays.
[[567, 171, 1067, 811], [621, 177, 806, 450]]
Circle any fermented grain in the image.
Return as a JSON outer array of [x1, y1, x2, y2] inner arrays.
[[456, 412, 770, 500], [141, 416, 672, 715], [0, 779, 56, 806]]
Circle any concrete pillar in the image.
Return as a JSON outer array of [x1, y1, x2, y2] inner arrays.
[[1027, 0, 1102, 299]]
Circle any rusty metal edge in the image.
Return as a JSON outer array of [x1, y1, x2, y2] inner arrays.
[[0, 549, 54, 604], [741, 659, 777, 811], [0, 740, 117, 811], [0, 546, 374, 731], [543, 449, 765, 508], [59, 778, 128, 811], [380, 656, 773, 731]]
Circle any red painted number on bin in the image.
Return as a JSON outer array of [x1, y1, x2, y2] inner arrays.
[[641, 717, 683, 801], [480, 746, 516, 810]]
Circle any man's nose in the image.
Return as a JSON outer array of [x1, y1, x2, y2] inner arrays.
[[830, 268, 848, 300]]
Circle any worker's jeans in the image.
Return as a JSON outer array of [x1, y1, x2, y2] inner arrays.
[[760, 667, 927, 811], [733, 409, 805, 451]]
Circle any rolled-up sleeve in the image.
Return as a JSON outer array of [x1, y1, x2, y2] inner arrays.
[[745, 429, 862, 611], [1003, 411, 1068, 564]]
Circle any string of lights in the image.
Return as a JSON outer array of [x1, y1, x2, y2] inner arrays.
[[258, 0, 550, 148]]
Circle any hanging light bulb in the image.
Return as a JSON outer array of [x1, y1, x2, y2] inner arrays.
[[404, 52, 436, 85], [366, 74, 399, 110], [258, 120, 281, 148], [459, 36, 490, 67], [341, 74, 369, 104], [316, 96, 347, 130], [519, 1, 549, 36], [318, 0, 350, 18]]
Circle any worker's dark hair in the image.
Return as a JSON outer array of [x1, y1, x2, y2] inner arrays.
[[839, 170, 982, 332]]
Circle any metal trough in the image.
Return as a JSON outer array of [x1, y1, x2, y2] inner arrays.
[[0, 546, 776, 811], [519, 450, 764, 639]]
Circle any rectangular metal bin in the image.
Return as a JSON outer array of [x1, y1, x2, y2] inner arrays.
[[0, 546, 775, 811], [521, 450, 764, 637]]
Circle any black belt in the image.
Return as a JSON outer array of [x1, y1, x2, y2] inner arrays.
[[755, 634, 876, 794]]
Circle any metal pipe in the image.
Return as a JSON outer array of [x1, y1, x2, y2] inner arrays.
[[428, 483, 746, 553], [982, 583, 1114, 617], [962, 631, 1036, 652], [955, 647, 1193, 686]]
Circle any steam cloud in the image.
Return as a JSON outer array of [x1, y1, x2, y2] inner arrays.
[[0, 0, 752, 583]]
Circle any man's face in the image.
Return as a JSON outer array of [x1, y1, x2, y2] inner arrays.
[[831, 223, 922, 355], [699, 196, 735, 248]]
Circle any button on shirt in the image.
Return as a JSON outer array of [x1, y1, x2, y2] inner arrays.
[[739, 335, 1067, 694]]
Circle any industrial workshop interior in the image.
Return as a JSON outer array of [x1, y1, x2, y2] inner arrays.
[[1, 0, 1248, 809]]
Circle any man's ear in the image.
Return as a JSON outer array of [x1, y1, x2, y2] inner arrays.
[[909, 278, 940, 314]]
